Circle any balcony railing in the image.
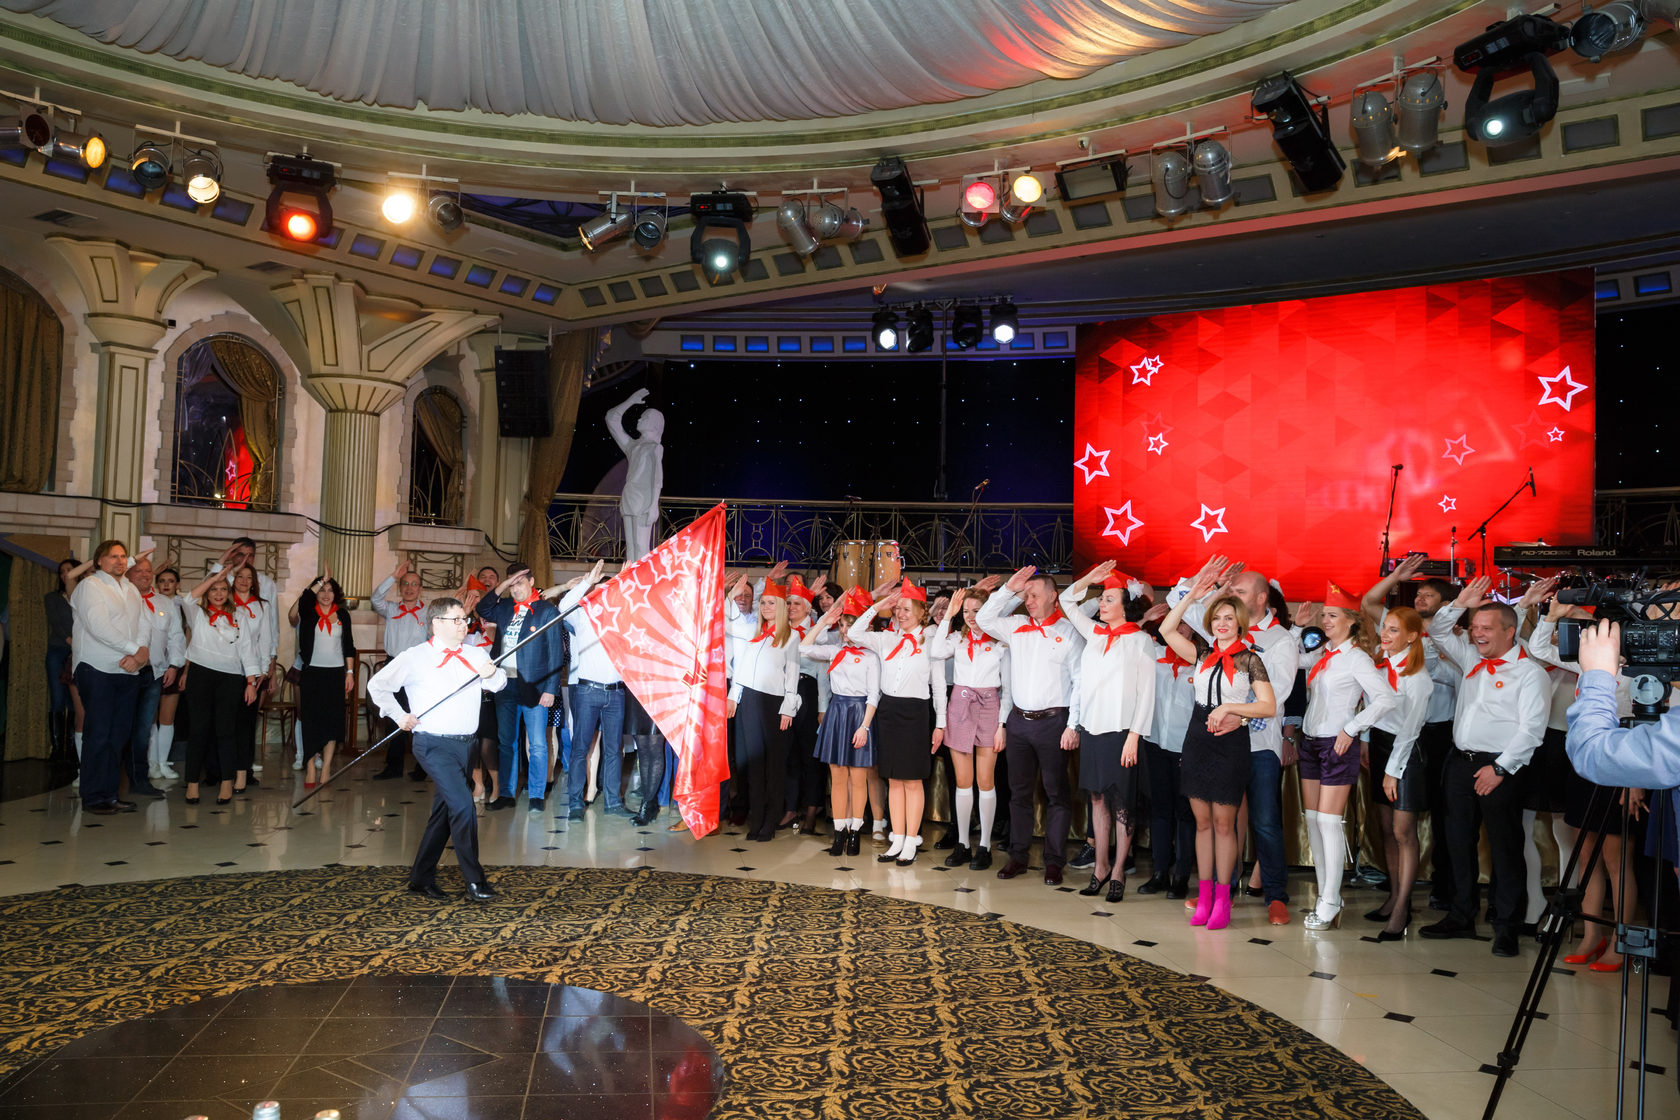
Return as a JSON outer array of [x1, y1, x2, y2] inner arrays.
[[1594, 487, 1680, 552], [547, 493, 1074, 574]]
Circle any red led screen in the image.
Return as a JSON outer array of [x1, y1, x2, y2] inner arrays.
[[1072, 271, 1596, 594]]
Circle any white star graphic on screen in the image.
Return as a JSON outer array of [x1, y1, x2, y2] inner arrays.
[[1537, 365, 1587, 411], [1146, 432, 1169, 455], [1190, 504, 1228, 542], [1547, 427, 1565, 443], [1101, 501, 1145, 546], [1074, 443, 1111, 484], [1439, 495, 1457, 513], [1130, 354, 1163, 385], [1442, 434, 1476, 466]]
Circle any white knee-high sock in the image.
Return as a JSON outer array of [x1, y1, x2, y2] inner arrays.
[[73, 731, 82, 760], [1523, 809, 1546, 924], [1553, 818, 1580, 890], [977, 788, 998, 850], [954, 786, 975, 845], [1304, 809, 1327, 899], [147, 725, 161, 776], [1318, 814, 1346, 909], [155, 725, 177, 776]]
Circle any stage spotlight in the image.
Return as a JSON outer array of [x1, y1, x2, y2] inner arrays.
[[265, 153, 335, 242], [427, 192, 464, 232], [1010, 173, 1044, 205], [990, 299, 1019, 344], [0, 112, 51, 151], [1396, 72, 1446, 155], [811, 201, 865, 242], [381, 187, 418, 224], [905, 308, 935, 353], [1572, 1, 1645, 60], [873, 309, 900, 351], [580, 203, 633, 251], [1192, 140, 1233, 206], [964, 180, 997, 212], [632, 207, 667, 250], [1054, 155, 1129, 202], [950, 306, 984, 349], [958, 205, 989, 229], [1350, 90, 1401, 168], [871, 156, 931, 257], [688, 190, 754, 284], [49, 128, 105, 169], [1252, 73, 1345, 192], [130, 142, 171, 191], [1151, 150, 1192, 218], [1454, 14, 1570, 147], [776, 198, 820, 258], [182, 150, 222, 203]]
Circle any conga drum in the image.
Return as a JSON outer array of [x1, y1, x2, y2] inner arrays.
[[835, 540, 870, 591], [872, 540, 902, 588]]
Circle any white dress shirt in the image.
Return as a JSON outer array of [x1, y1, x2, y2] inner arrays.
[[369, 638, 507, 736], [1371, 650, 1434, 778], [1301, 639, 1395, 739], [567, 609, 622, 686], [69, 570, 148, 674], [136, 588, 187, 672], [1428, 605, 1551, 772], [845, 616, 948, 728], [373, 575, 429, 656], [930, 616, 1012, 719], [229, 592, 277, 667], [1059, 588, 1155, 739], [181, 599, 264, 677], [729, 622, 802, 717], [790, 620, 833, 713], [1526, 615, 1633, 728], [1380, 607, 1458, 724], [974, 588, 1083, 724], [804, 637, 881, 706], [1151, 647, 1196, 752]]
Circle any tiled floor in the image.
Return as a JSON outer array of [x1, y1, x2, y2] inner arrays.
[[2, 757, 1676, 1120]]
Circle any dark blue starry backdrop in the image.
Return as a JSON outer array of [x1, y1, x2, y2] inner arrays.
[[1597, 306, 1671, 490], [560, 358, 1076, 503]]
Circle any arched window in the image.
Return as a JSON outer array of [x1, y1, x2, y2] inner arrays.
[[0, 267, 63, 493], [410, 387, 465, 525], [171, 335, 282, 511]]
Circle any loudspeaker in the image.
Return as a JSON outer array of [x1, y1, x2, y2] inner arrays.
[[494, 349, 553, 438]]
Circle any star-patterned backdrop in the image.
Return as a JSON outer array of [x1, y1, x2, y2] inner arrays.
[[1072, 271, 1598, 593]]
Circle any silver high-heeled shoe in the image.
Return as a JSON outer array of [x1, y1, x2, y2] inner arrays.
[[1303, 903, 1343, 931]]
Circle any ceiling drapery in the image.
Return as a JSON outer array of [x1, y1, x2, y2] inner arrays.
[[1, 0, 1297, 127]]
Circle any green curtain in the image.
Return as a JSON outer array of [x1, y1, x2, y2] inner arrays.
[[516, 330, 599, 571], [0, 279, 64, 493]]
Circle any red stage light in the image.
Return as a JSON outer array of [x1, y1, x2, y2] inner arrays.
[[963, 180, 997, 211], [281, 209, 318, 242]]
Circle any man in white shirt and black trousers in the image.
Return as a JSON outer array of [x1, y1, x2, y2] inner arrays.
[[369, 598, 507, 902], [1420, 575, 1550, 956]]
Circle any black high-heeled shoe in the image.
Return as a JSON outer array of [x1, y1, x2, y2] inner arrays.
[[216, 796, 232, 805], [828, 830, 847, 858], [845, 829, 861, 857], [1375, 926, 1408, 942], [1078, 873, 1112, 897], [1106, 877, 1126, 904], [1364, 907, 1393, 923]]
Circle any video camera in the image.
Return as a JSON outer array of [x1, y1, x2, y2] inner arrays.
[[1555, 577, 1680, 720]]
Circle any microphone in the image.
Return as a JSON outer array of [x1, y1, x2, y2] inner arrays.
[[972, 478, 990, 493], [1393, 464, 1404, 471], [1527, 468, 1537, 497]]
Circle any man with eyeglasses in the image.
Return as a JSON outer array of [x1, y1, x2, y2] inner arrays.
[[369, 598, 507, 902]]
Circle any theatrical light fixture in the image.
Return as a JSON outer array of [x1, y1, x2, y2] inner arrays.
[[873, 308, 900, 351], [1252, 73, 1345, 193], [1151, 150, 1192, 218], [905, 307, 935, 353], [1053, 154, 1128, 202], [0, 111, 51, 151], [870, 156, 931, 257], [1191, 139, 1233, 207], [1396, 71, 1447, 155], [776, 198, 821, 257], [1454, 14, 1570, 147], [950, 306, 985, 350], [809, 201, 864, 242], [265, 153, 336, 243], [129, 142, 171, 191], [990, 299, 1019, 345], [49, 128, 105, 169], [1572, 1, 1646, 60], [963, 180, 997, 211], [1350, 90, 1402, 168], [182, 151, 222, 204], [1010, 173, 1044, 205], [580, 202, 633, 251], [999, 185, 1034, 225], [688, 190, 754, 284], [632, 207, 667, 250], [381, 186, 419, 224], [427, 192, 464, 233]]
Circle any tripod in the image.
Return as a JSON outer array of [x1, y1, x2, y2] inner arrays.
[[1485, 747, 1673, 1119]]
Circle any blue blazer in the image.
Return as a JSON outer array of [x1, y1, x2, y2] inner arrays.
[[476, 591, 566, 694]]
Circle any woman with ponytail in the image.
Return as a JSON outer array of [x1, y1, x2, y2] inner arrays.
[[1364, 606, 1435, 939]]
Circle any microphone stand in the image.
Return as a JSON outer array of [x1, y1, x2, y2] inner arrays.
[[1466, 471, 1536, 581], [1381, 464, 1402, 576], [954, 480, 988, 583]]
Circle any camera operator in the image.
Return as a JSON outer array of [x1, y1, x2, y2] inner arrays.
[[1566, 620, 1680, 788]]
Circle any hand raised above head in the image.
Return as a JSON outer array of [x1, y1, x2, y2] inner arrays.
[[974, 574, 1003, 594], [1003, 565, 1037, 594]]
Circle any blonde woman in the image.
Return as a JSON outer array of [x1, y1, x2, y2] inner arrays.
[[804, 586, 881, 857], [725, 577, 801, 842]]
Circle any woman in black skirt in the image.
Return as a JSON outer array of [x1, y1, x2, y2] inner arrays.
[[1365, 606, 1434, 939], [804, 587, 880, 857], [1060, 560, 1156, 903], [846, 580, 947, 867], [179, 569, 262, 805], [1158, 558, 1276, 930], [289, 573, 355, 790]]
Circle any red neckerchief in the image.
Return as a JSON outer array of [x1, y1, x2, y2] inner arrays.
[[1014, 608, 1066, 637], [141, 592, 155, 612], [315, 603, 337, 633], [432, 638, 473, 672], [964, 630, 991, 661], [513, 591, 540, 616], [1158, 648, 1192, 679], [1375, 655, 1402, 689], [1307, 646, 1341, 687], [750, 623, 775, 643], [829, 645, 868, 673], [207, 606, 236, 629], [394, 601, 424, 622], [1250, 614, 1282, 635], [1093, 620, 1140, 654], [1467, 647, 1527, 679], [233, 593, 259, 619], [1201, 639, 1249, 684], [887, 630, 922, 661]]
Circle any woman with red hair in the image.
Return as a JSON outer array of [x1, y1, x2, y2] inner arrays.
[[1365, 606, 1434, 939]]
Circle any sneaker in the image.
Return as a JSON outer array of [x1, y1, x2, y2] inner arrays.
[[158, 762, 179, 780], [292, 758, 304, 771], [1068, 843, 1098, 870], [528, 797, 545, 814]]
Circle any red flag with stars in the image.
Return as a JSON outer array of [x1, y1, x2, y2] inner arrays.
[[581, 503, 730, 837]]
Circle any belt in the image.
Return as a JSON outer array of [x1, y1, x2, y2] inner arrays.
[[415, 731, 473, 743], [1461, 749, 1500, 761], [1015, 706, 1068, 721], [576, 679, 623, 691]]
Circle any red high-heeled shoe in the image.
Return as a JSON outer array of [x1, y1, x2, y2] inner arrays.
[[1563, 937, 1608, 965], [1589, 956, 1624, 973]]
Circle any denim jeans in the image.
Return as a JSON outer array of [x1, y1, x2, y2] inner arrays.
[[568, 681, 626, 813], [126, 670, 163, 789], [494, 688, 548, 801], [1247, 747, 1289, 904]]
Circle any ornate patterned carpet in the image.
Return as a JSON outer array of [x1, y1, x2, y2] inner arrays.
[[0, 866, 1427, 1119]]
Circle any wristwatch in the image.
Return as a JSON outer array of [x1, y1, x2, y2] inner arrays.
[[1239, 716, 1251, 727], [1491, 762, 1512, 779]]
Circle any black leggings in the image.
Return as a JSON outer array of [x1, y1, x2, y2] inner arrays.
[[184, 664, 244, 785], [736, 687, 791, 840]]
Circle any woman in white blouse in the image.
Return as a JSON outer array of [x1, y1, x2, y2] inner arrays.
[[1060, 561, 1157, 903], [804, 586, 881, 858], [1365, 606, 1434, 940], [929, 576, 1010, 871], [726, 578, 801, 843], [227, 563, 275, 794], [290, 573, 357, 791], [151, 566, 187, 780], [846, 580, 947, 867], [179, 570, 263, 805]]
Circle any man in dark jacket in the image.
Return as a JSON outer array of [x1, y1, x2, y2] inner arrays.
[[476, 561, 569, 813]]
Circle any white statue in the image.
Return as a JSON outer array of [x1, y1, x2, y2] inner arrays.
[[605, 388, 665, 561]]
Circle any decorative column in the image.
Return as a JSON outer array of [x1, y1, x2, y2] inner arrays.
[[274, 275, 494, 598], [465, 332, 537, 557], [47, 238, 213, 544]]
